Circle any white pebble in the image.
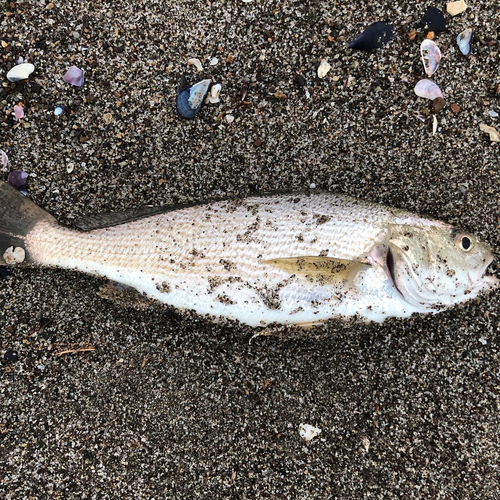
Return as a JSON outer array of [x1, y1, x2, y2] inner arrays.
[[225, 114, 235, 124], [299, 423, 321, 443], [317, 60, 331, 79]]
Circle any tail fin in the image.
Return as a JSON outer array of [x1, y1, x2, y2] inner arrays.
[[0, 182, 56, 265]]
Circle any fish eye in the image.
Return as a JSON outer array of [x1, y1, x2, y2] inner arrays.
[[456, 234, 473, 252]]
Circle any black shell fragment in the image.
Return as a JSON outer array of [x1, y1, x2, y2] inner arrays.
[[421, 7, 446, 32], [348, 22, 395, 51]]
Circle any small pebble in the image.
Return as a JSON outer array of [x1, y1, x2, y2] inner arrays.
[[63, 65, 85, 86], [225, 114, 234, 124], [7, 170, 29, 188], [103, 112, 113, 124], [447, 0, 467, 16], [54, 106, 64, 116], [294, 74, 306, 87], [431, 97, 446, 114], [4, 351, 19, 363], [479, 123, 499, 142], [209, 57, 218, 66], [317, 60, 331, 79], [0, 150, 8, 171], [488, 109, 498, 118], [13, 105, 24, 120], [450, 103, 460, 113], [299, 423, 321, 443]]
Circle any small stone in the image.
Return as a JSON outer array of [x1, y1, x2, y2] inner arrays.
[[432, 97, 446, 113], [54, 106, 64, 116], [7, 170, 28, 188], [274, 91, 286, 100], [225, 114, 234, 124], [0, 150, 8, 172], [209, 57, 218, 66], [479, 123, 500, 142], [317, 59, 331, 79], [225, 54, 234, 63], [253, 138, 263, 147], [426, 31, 435, 40], [63, 65, 85, 87], [488, 109, 498, 118], [294, 74, 306, 87], [13, 105, 24, 120], [103, 112, 113, 124], [450, 103, 460, 113], [408, 29, 417, 41], [299, 423, 321, 443], [4, 351, 19, 363], [447, 0, 467, 16], [7, 63, 35, 82]]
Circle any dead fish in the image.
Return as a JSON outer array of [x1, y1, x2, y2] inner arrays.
[[0, 183, 497, 327]]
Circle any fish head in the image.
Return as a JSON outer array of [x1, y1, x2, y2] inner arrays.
[[386, 225, 498, 310]]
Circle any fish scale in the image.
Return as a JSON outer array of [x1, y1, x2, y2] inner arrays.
[[1, 185, 496, 328]]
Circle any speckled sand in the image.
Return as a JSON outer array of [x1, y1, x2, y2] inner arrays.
[[1, 0, 499, 498]]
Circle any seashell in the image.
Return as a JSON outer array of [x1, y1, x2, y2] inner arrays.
[[8, 169, 29, 188], [54, 106, 64, 116], [225, 114, 234, 124], [432, 115, 438, 136], [479, 123, 499, 142], [63, 65, 85, 86], [456, 28, 472, 56], [7, 62, 35, 82], [348, 22, 395, 51], [176, 79, 211, 118], [209, 57, 218, 66], [421, 40, 441, 77], [0, 149, 8, 172], [414, 79, 443, 100], [206, 83, 221, 104], [13, 105, 24, 120], [317, 59, 331, 78], [447, 0, 467, 16], [488, 109, 498, 118], [187, 58, 203, 72], [299, 423, 321, 443], [421, 7, 446, 32]]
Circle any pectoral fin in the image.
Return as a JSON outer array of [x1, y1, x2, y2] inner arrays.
[[262, 256, 369, 284]]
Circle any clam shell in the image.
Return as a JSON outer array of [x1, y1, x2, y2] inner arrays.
[[421, 40, 441, 77], [348, 21, 395, 51], [421, 7, 446, 32], [6, 63, 35, 82], [457, 28, 472, 56], [414, 79, 443, 100]]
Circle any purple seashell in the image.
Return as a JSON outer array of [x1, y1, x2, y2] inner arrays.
[[14, 105, 24, 120], [8, 170, 29, 188], [63, 65, 85, 87]]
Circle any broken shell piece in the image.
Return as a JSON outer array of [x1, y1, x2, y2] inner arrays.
[[206, 83, 222, 104], [7, 62, 35, 82], [176, 79, 211, 118], [8, 169, 28, 188], [209, 57, 218, 66], [187, 58, 203, 72], [422, 7, 446, 32], [457, 28, 472, 56], [447, 0, 467, 16], [13, 105, 24, 120], [299, 423, 321, 443], [225, 114, 234, 124], [432, 115, 438, 135], [63, 65, 85, 86], [0, 150, 8, 172], [54, 106, 64, 116], [3, 246, 26, 265], [317, 59, 331, 78], [348, 21, 395, 51], [479, 123, 499, 142], [421, 40, 441, 77], [414, 79, 443, 100]]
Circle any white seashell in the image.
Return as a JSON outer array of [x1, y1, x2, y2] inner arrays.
[[187, 58, 203, 72], [488, 109, 498, 118], [457, 28, 472, 56], [66, 162, 75, 174], [7, 62, 35, 82], [225, 114, 234, 124], [3, 246, 26, 264], [299, 423, 321, 443], [447, 0, 467, 16], [317, 59, 331, 79], [209, 57, 218, 66], [432, 115, 438, 136], [210, 83, 221, 99], [479, 123, 499, 142], [421, 40, 441, 77], [414, 79, 443, 100]]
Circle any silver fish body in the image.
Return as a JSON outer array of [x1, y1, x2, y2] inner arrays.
[[1, 186, 497, 327]]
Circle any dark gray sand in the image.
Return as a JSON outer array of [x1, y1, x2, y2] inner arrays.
[[1, 0, 500, 498]]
